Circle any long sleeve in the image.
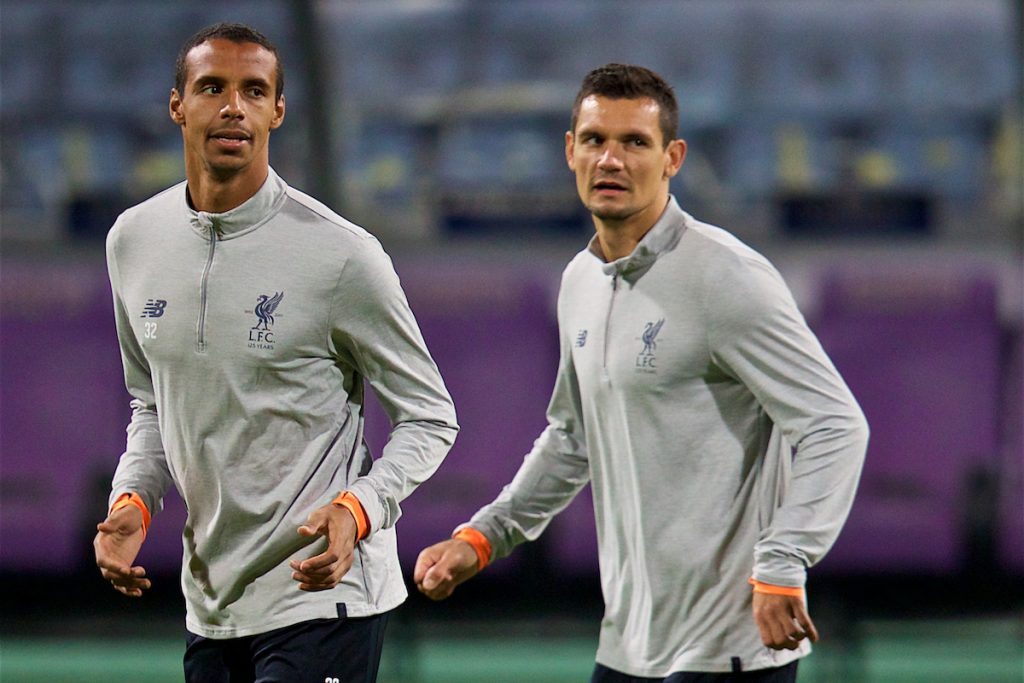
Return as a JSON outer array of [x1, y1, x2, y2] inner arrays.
[[328, 237, 459, 536], [466, 287, 590, 562], [707, 255, 869, 587], [106, 227, 174, 516]]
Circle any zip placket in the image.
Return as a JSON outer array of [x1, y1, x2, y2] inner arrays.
[[197, 220, 217, 353], [601, 272, 619, 380]]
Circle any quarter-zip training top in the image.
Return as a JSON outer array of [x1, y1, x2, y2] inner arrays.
[[467, 196, 868, 675], [106, 169, 458, 638]]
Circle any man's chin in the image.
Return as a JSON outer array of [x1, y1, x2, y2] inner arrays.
[[204, 156, 251, 176], [587, 202, 636, 222]]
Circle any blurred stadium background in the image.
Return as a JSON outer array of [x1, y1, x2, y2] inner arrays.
[[1, 1, 1022, 681]]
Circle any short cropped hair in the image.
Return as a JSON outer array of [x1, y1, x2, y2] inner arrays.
[[175, 23, 284, 101], [570, 64, 679, 147]]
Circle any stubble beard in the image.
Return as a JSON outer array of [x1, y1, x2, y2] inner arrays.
[[586, 200, 638, 223]]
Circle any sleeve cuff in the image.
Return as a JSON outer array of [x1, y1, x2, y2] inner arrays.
[[110, 492, 151, 537], [453, 527, 492, 571], [748, 577, 805, 598], [332, 491, 370, 541]]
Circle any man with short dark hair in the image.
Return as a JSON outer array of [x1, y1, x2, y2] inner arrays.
[[414, 63, 868, 682], [93, 23, 458, 682]]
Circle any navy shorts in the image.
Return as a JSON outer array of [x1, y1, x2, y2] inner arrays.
[[184, 610, 390, 683], [591, 659, 799, 683]]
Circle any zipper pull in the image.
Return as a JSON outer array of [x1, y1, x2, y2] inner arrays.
[[612, 273, 619, 291], [194, 211, 215, 233]]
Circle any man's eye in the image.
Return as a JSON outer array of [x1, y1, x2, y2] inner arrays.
[[630, 138, 647, 147], [246, 87, 265, 97], [200, 85, 221, 95]]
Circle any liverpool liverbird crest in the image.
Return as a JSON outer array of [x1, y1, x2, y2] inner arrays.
[[641, 318, 665, 355], [252, 291, 284, 331]]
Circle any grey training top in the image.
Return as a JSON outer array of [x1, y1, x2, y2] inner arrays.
[[468, 197, 868, 675], [106, 169, 458, 638]]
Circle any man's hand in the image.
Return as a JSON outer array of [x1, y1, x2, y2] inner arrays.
[[752, 592, 819, 650], [94, 505, 150, 597], [290, 503, 358, 591], [413, 539, 480, 601]]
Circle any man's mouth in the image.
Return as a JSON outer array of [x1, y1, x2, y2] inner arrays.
[[593, 180, 626, 194], [209, 130, 251, 147]]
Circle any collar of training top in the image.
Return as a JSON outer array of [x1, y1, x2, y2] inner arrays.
[[186, 168, 288, 240], [590, 195, 687, 281]]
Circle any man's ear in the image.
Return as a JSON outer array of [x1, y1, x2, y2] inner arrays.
[[565, 131, 575, 171], [169, 89, 185, 125], [664, 138, 686, 180], [270, 95, 286, 130]]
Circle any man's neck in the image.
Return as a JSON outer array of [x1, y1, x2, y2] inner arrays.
[[186, 164, 269, 214], [594, 223, 647, 262], [593, 196, 669, 262]]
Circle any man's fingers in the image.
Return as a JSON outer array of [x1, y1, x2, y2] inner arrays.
[[796, 606, 819, 643], [417, 564, 459, 600], [292, 551, 339, 573], [422, 565, 450, 591], [753, 593, 818, 650], [297, 524, 322, 538], [289, 546, 352, 591], [414, 540, 479, 601], [292, 564, 347, 591], [105, 571, 152, 596], [413, 548, 440, 585], [97, 559, 146, 578]]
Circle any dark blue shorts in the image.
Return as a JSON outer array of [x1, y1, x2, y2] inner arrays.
[[183, 609, 390, 683], [591, 659, 799, 683]]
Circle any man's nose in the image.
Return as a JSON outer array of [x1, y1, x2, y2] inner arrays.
[[221, 90, 245, 118], [597, 145, 623, 169]]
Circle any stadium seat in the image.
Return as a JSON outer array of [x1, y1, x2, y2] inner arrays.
[[362, 260, 560, 576], [864, 118, 989, 201], [812, 268, 1002, 576], [603, 0, 741, 126], [474, 2, 596, 85], [997, 332, 1024, 576], [0, 261, 129, 573], [544, 482, 599, 578], [324, 2, 466, 100], [741, 2, 878, 119]]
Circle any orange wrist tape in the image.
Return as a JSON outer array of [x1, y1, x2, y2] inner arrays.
[[453, 527, 491, 571], [748, 577, 805, 598], [110, 492, 151, 537], [332, 491, 370, 541]]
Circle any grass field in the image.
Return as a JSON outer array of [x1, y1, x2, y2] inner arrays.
[[3, 617, 1021, 682]]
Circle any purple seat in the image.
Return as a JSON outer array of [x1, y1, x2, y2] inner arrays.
[[812, 269, 1001, 575], [137, 489, 188, 574], [544, 483, 599, 577], [997, 331, 1024, 575], [1, 259, 186, 576], [1, 261, 129, 572], [1, 256, 566, 579], [363, 261, 560, 575]]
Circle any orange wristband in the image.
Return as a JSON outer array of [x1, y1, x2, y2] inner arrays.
[[749, 577, 805, 598], [110, 492, 151, 537], [453, 527, 491, 571], [332, 491, 370, 541]]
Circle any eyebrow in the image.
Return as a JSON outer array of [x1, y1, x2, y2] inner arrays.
[[576, 127, 656, 144], [191, 75, 273, 93]]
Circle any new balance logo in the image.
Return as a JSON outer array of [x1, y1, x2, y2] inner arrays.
[[140, 299, 168, 318]]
